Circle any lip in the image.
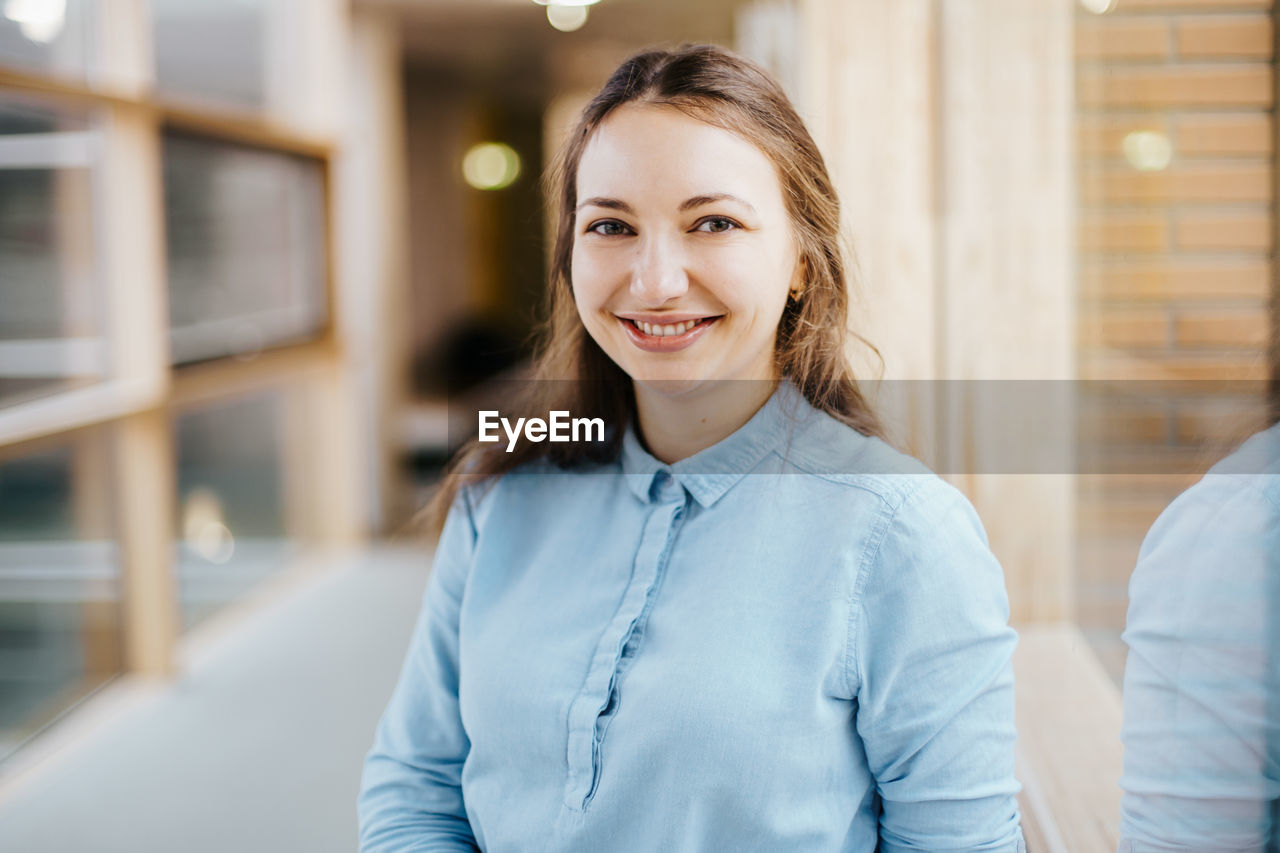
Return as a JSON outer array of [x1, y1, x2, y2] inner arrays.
[[618, 315, 720, 353]]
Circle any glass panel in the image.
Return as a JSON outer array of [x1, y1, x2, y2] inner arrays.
[[1075, 1, 1277, 688], [0, 94, 106, 410], [152, 0, 268, 112], [0, 0, 94, 80], [0, 431, 122, 762], [174, 391, 294, 630], [163, 132, 328, 365]]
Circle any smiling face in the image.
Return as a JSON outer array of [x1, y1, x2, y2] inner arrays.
[[570, 102, 799, 393]]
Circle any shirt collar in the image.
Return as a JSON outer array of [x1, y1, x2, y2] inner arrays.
[[620, 380, 808, 508]]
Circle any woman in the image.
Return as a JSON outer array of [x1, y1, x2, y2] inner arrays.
[[360, 44, 1025, 851]]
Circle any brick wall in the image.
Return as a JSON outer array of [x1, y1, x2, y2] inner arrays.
[[1075, 0, 1275, 680]]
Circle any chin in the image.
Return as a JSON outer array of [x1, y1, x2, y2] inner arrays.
[[616, 358, 715, 393], [630, 375, 713, 397]]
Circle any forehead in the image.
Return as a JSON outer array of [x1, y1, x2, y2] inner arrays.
[[576, 103, 786, 210]]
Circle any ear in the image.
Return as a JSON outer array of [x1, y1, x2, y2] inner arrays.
[[788, 255, 809, 299]]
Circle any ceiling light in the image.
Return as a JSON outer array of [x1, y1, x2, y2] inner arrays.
[[547, 4, 588, 32], [4, 0, 67, 44]]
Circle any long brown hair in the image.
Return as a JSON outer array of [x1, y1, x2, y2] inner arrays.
[[421, 43, 884, 534]]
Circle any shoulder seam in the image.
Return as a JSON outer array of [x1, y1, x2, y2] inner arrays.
[[844, 493, 898, 697], [770, 445, 933, 511], [843, 476, 936, 697]]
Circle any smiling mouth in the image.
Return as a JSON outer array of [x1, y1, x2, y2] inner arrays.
[[617, 315, 722, 353], [624, 317, 720, 337]]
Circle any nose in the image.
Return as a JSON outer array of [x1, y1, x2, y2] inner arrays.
[[629, 231, 689, 305]]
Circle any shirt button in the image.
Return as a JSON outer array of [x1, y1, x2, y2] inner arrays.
[[650, 471, 678, 501]]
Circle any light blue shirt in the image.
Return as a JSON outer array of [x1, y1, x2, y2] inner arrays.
[[1120, 424, 1280, 851], [359, 380, 1026, 851]]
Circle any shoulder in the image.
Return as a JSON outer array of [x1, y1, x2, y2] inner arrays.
[[775, 404, 962, 515], [1131, 425, 1280, 600], [1141, 423, 1280, 552], [1203, 423, 1280, 511], [761, 407, 994, 583]]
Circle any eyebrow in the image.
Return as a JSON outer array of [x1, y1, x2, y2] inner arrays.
[[576, 193, 758, 216], [679, 193, 757, 215]]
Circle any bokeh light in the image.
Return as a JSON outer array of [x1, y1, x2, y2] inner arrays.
[[3, 0, 67, 43], [547, 4, 589, 32], [462, 142, 521, 190], [183, 487, 236, 565], [1122, 130, 1173, 172]]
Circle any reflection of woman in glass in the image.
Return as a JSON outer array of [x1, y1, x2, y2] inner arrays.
[[1119, 368, 1280, 848], [359, 45, 1025, 851]]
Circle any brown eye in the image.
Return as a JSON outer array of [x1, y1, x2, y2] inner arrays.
[[694, 216, 740, 234]]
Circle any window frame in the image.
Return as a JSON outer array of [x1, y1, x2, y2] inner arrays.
[[0, 0, 348, 684]]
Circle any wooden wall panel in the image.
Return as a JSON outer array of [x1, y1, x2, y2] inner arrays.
[[800, 0, 1076, 624]]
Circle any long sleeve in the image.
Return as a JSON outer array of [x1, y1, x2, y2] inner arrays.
[[358, 488, 481, 852], [851, 478, 1025, 852], [1118, 473, 1280, 851]]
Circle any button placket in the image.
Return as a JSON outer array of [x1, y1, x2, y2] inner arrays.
[[563, 477, 687, 811]]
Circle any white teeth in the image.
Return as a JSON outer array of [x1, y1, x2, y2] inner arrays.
[[632, 319, 705, 336]]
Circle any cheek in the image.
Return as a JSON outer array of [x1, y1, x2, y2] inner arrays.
[[712, 252, 793, 319], [568, 261, 594, 318], [569, 249, 610, 311]]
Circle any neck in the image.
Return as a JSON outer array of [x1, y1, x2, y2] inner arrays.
[[633, 377, 779, 465]]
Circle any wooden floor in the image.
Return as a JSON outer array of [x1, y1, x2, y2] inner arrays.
[[1014, 623, 1124, 852]]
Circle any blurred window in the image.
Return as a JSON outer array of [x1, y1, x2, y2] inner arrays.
[[163, 132, 328, 365], [152, 0, 268, 111], [0, 0, 343, 772], [0, 431, 122, 761], [0, 94, 106, 409], [0, 0, 94, 81], [174, 391, 293, 629]]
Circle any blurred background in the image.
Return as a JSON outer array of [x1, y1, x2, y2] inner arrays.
[[0, 0, 1273, 849]]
